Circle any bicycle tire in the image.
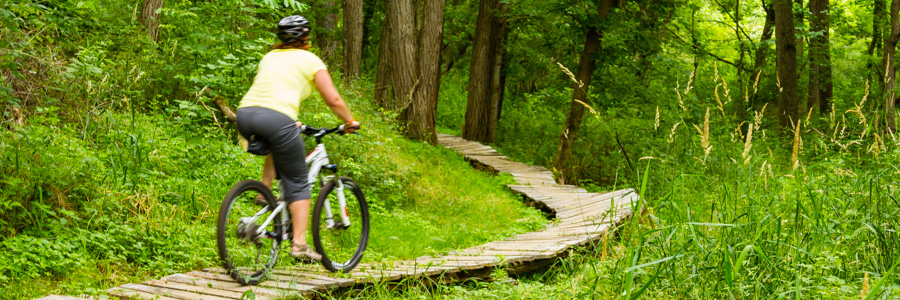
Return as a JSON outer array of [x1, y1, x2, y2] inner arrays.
[[217, 180, 282, 285], [312, 176, 370, 272]]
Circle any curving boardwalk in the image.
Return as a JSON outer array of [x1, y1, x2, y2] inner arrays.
[[37, 134, 640, 300]]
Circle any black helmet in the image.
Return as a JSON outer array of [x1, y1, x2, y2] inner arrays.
[[277, 15, 311, 43]]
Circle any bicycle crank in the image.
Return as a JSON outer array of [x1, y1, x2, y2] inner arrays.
[[236, 218, 265, 244]]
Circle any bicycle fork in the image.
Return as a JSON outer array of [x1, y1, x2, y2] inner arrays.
[[323, 177, 352, 229]]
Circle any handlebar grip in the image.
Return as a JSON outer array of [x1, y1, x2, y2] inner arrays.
[[339, 124, 361, 131]]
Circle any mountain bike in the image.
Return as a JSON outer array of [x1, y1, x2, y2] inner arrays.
[[216, 124, 370, 285]]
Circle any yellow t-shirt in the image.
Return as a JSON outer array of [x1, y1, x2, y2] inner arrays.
[[239, 49, 327, 121]]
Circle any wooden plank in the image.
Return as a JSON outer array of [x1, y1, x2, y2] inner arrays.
[[107, 287, 180, 300], [143, 280, 261, 300], [185, 271, 317, 293], [119, 283, 234, 300], [199, 266, 351, 288], [160, 274, 286, 298], [266, 270, 357, 288], [415, 261, 495, 271], [361, 263, 456, 276], [460, 249, 556, 260]]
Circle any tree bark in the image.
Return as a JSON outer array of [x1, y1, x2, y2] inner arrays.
[[885, 0, 900, 132], [401, 0, 444, 143], [140, 0, 164, 41], [374, 5, 394, 109], [553, 0, 616, 184], [343, 0, 364, 81], [775, 0, 800, 128], [387, 0, 419, 111], [462, 0, 505, 143], [807, 0, 832, 114]]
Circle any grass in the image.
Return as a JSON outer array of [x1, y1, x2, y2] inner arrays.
[[325, 64, 900, 299], [313, 146, 899, 299]]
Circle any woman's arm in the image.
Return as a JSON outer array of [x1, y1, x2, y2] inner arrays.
[[314, 69, 357, 129]]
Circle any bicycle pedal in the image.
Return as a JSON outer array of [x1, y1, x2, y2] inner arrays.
[[255, 196, 282, 207]]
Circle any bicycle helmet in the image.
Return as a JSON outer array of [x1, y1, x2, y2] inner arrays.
[[277, 15, 311, 43]]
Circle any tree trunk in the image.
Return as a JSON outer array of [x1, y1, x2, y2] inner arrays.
[[387, 0, 419, 111], [885, 0, 900, 132], [870, 0, 886, 98], [807, 0, 832, 114], [775, 0, 800, 128], [140, 0, 164, 41], [374, 5, 394, 109], [319, 1, 340, 64], [733, 0, 747, 120], [750, 2, 775, 105], [401, 0, 444, 144], [343, 0, 364, 81], [362, 0, 379, 51], [489, 4, 509, 130], [807, 0, 820, 113], [795, 0, 805, 75], [553, 0, 616, 184], [462, 0, 505, 143]]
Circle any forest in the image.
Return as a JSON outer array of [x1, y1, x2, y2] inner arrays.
[[1, 0, 899, 299]]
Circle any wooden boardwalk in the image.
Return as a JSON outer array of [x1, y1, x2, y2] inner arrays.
[[37, 134, 639, 300]]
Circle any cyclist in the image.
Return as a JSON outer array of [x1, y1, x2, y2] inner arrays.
[[235, 15, 360, 262]]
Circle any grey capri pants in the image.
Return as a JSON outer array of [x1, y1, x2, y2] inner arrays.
[[236, 106, 311, 202]]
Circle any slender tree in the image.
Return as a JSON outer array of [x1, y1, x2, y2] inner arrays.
[[489, 3, 509, 125], [870, 0, 886, 98], [884, 0, 900, 132], [140, 0, 164, 41], [553, 0, 616, 184], [774, 0, 799, 128], [750, 1, 775, 105], [401, 0, 444, 143], [807, 0, 832, 114], [462, 0, 507, 143], [318, 1, 341, 64], [343, 0, 364, 81]]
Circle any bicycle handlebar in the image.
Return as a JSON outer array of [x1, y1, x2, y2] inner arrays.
[[300, 124, 361, 141]]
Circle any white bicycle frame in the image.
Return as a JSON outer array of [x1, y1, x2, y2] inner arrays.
[[248, 141, 351, 241]]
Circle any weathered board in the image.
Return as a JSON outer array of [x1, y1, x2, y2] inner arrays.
[[36, 134, 639, 300]]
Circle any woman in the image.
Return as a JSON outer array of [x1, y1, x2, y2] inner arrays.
[[236, 15, 360, 261]]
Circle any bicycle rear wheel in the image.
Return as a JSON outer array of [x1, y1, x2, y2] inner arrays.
[[312, 177, 369, 273], [217, 180, 283, 285]]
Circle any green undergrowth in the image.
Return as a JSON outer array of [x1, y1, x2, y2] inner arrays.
[[320, 150, 900, 299], [376, 67, 900, 298], [0, 85, 545, 299]]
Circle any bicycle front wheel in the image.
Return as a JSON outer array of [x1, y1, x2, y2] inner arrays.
[[217, 180, 283, 285], [312, 176, 370, 273]]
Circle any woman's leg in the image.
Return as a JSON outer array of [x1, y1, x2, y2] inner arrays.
[[289, 199, 311, 247], [261, 154, 276, 189]]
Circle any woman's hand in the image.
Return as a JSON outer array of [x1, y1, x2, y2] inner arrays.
[[296, 121, 303, 128], [344, 120, 360, 133]]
